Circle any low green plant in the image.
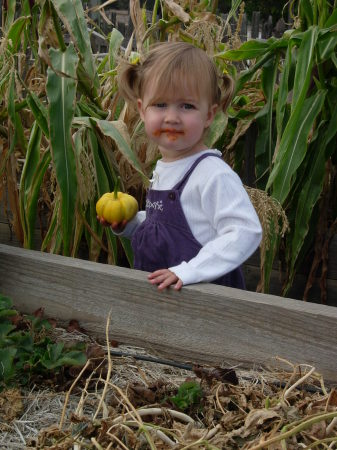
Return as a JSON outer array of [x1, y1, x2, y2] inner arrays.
[[0, 294, 87, 390], [170, 381, 203, 411]]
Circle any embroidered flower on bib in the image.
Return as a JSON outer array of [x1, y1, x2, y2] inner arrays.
[[146, 199, 164, 212]]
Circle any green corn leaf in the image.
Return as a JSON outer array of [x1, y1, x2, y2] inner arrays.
[[317, 31, 337, 61], [7, 71, 16, 132], [93, 119, 147, 182], [3, 0, 16, 31], [77, 99, 107, 119], [267, 90, 326, 204], [291, 26, 319, 113], [88, 129, 110, 195], [86, 202, 102, 262], [291, 100, 337, 256], [7, 72, 27, 157], [73, 116, 123, 186], [253, 54, 279, 185], [325, 9, 337, 27], [234, 52, 274, 95], [254, 113, 271, 186], [50, 0, 100, 95], [109, 28, 124, 70], [119, 236, 134, 267], [41, 197, 59, 252], [47, 44, 79, 256], [71, 210, 84, 258], [276, 45, 292, 138], [256, 53, 279, 170], [21, 123, 41, 195], [217, 40, 270, 61], [286, 112, 337, 293], [88, 129, 119, 264], [205, 111, 228, 148], [14, 112, 27, 156], [0, 72, 11, 98], [22, 147, 51, 249], [97, 54, 109, 75], [26, 92, 49, 138], [224, 0, 243, 25], [73, 128, 103, 261], [299, 0, 314, 27], [19, 122, 41, 246], [7, 16, 30, 53]]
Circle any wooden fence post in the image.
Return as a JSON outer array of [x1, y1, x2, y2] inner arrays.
[[262, 15, 273, 39], [251, 11, 260, 38], [239, 13, 247, 41]]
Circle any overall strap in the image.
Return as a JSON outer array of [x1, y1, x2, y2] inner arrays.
[[173, 153, 222, 193]]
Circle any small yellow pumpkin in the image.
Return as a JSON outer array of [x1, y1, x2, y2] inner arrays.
[[96, 191, 138, 225]]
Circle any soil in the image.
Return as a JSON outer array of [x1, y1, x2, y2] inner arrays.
[[1, 326, 337, 449]]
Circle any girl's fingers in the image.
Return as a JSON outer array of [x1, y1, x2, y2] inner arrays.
[[110, 219, 128, 232], [149, 274, 167, 285], [148, 270, 182, 290], [148, 270, 166, 279]]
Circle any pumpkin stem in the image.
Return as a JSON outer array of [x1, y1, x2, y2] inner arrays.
[[114, 176, 120, 199]]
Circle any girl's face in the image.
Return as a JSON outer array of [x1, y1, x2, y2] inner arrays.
[[137, 86, 218, 162]]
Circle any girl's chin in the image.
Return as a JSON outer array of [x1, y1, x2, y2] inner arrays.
[[159, 146, 205, 161]]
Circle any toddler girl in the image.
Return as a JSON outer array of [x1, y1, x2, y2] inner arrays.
[[106, 42, 262, 291]]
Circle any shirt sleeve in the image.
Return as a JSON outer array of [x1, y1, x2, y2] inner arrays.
[[113, 210, 146, 238], [169, 171, 262, 286]]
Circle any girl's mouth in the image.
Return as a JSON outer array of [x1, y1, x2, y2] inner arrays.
[[153, 129, 184, 141]]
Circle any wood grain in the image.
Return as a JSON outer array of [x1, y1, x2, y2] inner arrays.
[[1, 244, 337, 381]]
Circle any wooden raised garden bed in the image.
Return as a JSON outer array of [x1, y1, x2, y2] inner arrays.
[[1, 244, 337, 383]]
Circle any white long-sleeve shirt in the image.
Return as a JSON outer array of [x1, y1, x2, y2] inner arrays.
[[121, 149, 262, 285]]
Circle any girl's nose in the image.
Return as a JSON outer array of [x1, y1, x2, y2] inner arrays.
[[164, 105, 179, 123]]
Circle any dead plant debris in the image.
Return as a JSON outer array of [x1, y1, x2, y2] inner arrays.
[[1, 323, 337, 450]]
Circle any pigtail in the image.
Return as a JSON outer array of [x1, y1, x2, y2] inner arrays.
[[219, 73, 235, 113], [117, 61, 142, 104]]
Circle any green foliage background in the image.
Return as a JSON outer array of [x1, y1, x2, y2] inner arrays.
[[0, 0, 336, 302]]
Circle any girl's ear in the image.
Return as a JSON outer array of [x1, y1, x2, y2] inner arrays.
[[137, 99, 145, 121], [205, 104, 218, 128]]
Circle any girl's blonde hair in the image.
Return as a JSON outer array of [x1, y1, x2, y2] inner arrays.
[[117, 42, 234, 113]]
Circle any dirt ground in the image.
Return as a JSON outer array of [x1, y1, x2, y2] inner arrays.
[[1, 326, 337, 449]]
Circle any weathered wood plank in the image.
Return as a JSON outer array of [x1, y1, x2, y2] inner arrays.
[[1, 244, 337, 381]]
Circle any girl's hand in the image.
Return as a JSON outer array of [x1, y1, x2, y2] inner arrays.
[[148, 269, 183, 291], [97, 216, 128, 232]]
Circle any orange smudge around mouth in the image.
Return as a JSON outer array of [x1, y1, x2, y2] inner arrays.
[[153, 129, 184, 141]]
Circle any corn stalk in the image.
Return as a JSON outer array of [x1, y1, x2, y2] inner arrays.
[[218, 0, 337, 298], [0, 0, 146, 264]]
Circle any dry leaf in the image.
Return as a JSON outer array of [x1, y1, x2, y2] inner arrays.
[[163, 0, 190, 23], [33, 307, 44, 318], [193, 364, 238, 385], [244, 408, 280, 429], [0, 389, 23, 421]]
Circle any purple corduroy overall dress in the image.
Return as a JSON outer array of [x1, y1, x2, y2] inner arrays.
[[132, 153, 246, 289]]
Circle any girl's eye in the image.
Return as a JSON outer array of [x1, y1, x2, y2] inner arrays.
[[182, 103, 195, 110], [153, 103, 166, 108]]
